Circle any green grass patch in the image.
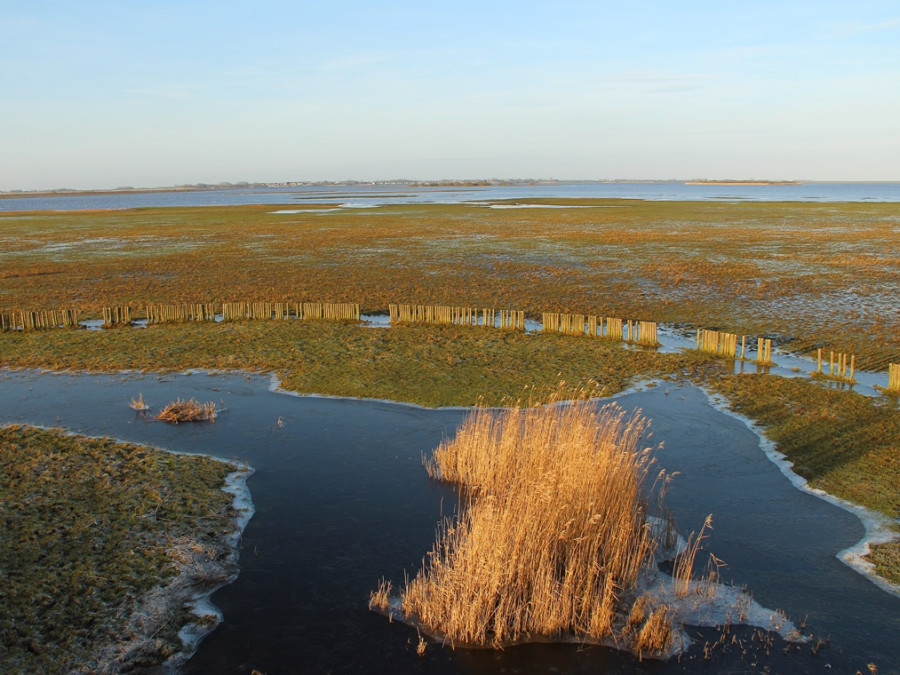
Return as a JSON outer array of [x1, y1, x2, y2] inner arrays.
[[0, 425, 238, 672], [0, 321, 683, 407]]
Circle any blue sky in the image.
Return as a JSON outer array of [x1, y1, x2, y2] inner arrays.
[[2, 1, 899, 190]]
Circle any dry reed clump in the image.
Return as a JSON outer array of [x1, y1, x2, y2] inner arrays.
[[129, 393, 150, 411], [154, 398, 216, 424], [394, 388, 678, 656]]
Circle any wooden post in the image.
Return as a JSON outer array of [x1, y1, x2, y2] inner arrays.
[[888, 364, 900, 392]]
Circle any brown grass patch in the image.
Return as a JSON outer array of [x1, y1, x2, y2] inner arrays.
[[155, 399, 216, 424]]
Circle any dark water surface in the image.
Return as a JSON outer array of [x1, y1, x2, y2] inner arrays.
[[0, 370, 897, 674]]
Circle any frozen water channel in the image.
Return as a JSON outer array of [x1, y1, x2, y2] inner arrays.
[[0, 369, 897, 673]]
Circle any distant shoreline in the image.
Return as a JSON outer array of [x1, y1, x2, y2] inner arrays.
[[0, 186, 209, 200], [684, 181, 801, 186], [0, 179, 812, 199]]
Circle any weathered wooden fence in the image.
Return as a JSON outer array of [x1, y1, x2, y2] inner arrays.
[[697, 329, 738, 357], [389, 303, 524, 330], [299, 302, 360, 321], [756, 338, 774, 365], [4, 299, 899, 394], [816, 348, 856, 383], [146, 303, 217, 324], [221, 301, 359, 322], [630, 320, 659, 346], [0, 309, 79, 331], [543, 313, 659, 346], [102, 306, 132, 327], [696, 329, 773, 365]]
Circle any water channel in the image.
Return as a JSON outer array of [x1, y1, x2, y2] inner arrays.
[[0, 369, 897, 673]]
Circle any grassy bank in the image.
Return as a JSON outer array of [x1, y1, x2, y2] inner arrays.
[[0, 320, 685, 407], [0, 425, 242, 672]]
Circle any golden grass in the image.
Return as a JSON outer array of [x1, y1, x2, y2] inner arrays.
[[864, 542, 900, 585], [155, 398, 216, 424], [672, 514, 714, 597], [395, 386, 677, 656], [1, 200, 896, 367]]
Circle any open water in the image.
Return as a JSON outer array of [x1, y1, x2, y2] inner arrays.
[[0, 369, 897, 674], [2, 181, 900, 212]]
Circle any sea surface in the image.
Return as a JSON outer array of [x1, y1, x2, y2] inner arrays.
[[2, 181, 900, 212]]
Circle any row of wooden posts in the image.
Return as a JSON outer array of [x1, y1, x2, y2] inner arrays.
[[2, 302, 361, 329], [388, 304, 660, 346], [2, 302, 898, 392], [388, 303, 525, 330], [695, 329, 863, 385], [0, 309, 80, 331], [130, 302, 360, 324], [696, 329, 774, 366], [218, 302, 361, 322], [542, 312, 659, 346], [817, 348, 856, 383]]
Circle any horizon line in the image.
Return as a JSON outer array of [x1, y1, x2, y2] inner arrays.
[[5, 177, 900, 196]]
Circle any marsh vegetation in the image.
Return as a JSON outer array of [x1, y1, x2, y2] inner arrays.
[[372, 387, 802, 658], [376, 390, 682, 655], [155, 398, 217, 424], [0, 198, 898, 667], [0, 200, 896, 367], [0, 425, 244, 672]]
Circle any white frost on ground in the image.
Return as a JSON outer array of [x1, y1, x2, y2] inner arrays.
[[636, 564, 802, 657], [170, 463, 255, 668], [702, 387, 900, 599]]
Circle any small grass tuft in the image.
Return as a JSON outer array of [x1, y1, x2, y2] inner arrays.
[[155, 398, 216, 423]]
